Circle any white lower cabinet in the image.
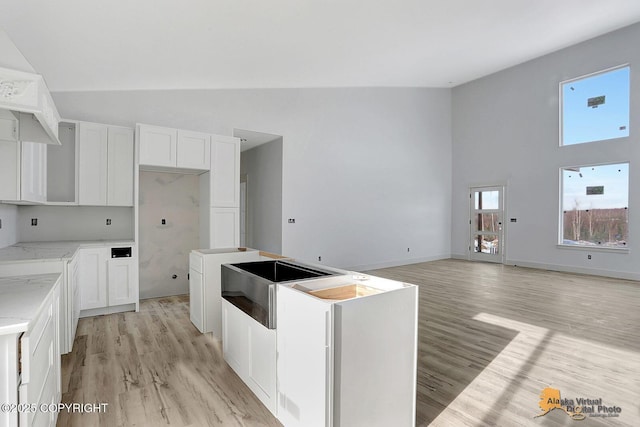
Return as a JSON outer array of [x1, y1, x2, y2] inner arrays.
[[277, 279, 418, 427], [189, 249, 261, 338], [79, 247, 109, 310], [277, 285, 332, 427], [19, 280, 61, 427], [107, 257, 138, 306], [222, 299, 277, 415], [68, 253, 81, 347], [79, 245, 138, 316], [188, 266, 204, 329]]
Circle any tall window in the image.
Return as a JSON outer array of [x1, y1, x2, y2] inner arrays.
[[560, 163, 629, 248], [561, 66, 630, 146]]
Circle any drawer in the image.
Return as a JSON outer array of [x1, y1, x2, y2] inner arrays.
[[190, 252, 204, 274]]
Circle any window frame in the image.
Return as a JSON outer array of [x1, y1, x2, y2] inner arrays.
[[557, 161, 630, 253], [559, 64, 631, 147]]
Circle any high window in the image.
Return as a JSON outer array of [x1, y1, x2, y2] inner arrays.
[[561, 66, 630, 146], [560, 163, 629, 248]]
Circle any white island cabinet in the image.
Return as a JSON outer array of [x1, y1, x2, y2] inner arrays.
[[0, 274, 62, 427], [189, 247, 261, 337], [277, 275, 418, 427]]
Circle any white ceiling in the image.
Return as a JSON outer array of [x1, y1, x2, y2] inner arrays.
[[2, 0, 640, 92]]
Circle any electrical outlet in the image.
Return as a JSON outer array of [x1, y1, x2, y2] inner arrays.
[[288, 218, 296, 223], [162, 219, 166, 225], [31, 218, 38, 226], [588, 254, 592, 260], [407, 247, 410, 252], [318, 256, 322, 262], [106, 219, 112, 225]]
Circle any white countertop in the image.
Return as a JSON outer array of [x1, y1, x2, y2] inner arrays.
[[193, 247, 259, 255], [0, 273, 61, 335], [0, 240, 135, 264]]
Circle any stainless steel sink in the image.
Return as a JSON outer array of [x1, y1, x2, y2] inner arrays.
[[221, 260, 339, 328]]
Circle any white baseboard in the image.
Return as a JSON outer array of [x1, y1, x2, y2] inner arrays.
[[505, 259, 640, 281], [347, 254, 450, 272], [79, 303, 137, 318], [450, 253, 468, 260]]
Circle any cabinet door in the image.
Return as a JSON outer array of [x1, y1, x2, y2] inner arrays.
[[210, 138, 240, 207], [20, 141, 47, 203], [277, 286, 332, 427], [79, 248, 109, 310], [78, 122, 108, 205], [177, 130, 210, 170], [139, 125, 177, 167], [0, 140, 20, 200], [210, 207, 239, 248], [247, 318, 277, 414], [107, 127, 134, 206], [222, 299, 249, 376], [107, 257, 138, 306]]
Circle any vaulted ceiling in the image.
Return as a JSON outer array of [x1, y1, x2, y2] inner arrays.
[[2, 0, 640, 92]]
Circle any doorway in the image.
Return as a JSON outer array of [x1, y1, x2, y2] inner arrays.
[[469, 186, 504, 263]]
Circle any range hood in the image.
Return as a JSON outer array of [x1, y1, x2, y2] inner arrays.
[[0, 66, 61, 145]]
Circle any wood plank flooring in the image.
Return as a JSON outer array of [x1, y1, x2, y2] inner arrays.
[[57, 296, 282, 427], [57, 259, 640, 426], [369, 259, 640, 427]]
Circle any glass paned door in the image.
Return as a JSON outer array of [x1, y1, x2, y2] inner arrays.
[[470, 186, 504, 263]]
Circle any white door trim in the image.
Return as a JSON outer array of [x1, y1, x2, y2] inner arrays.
[[469, 185, 506, 264]]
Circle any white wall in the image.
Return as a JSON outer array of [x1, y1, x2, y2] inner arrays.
[[52, 87, 453, 270], [0, 204, 18, 248], [240, 138, 283, 254], [17, 205, 133, 241], [452, 23, 640, 280], [138, 171, 200, 299]]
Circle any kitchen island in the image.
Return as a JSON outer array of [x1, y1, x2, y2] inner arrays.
[[190, 251, 419, 427]]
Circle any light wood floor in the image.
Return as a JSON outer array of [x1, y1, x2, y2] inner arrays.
[[58, 259, 640, 426]]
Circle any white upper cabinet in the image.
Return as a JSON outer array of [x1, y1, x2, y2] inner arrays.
[[78, 122, 134, 206], [78, 122, 108, 206], [138, 124, 211, 172], [20, 141, 47, 203], [177, 130, 211, 170], [138, 124, 177, 168], [210, 137, 240, 207], [107, 127, 135, 206], [0, 139, 47, 204], [47, 121, 78, 204], [210, 207, 240, 248]]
